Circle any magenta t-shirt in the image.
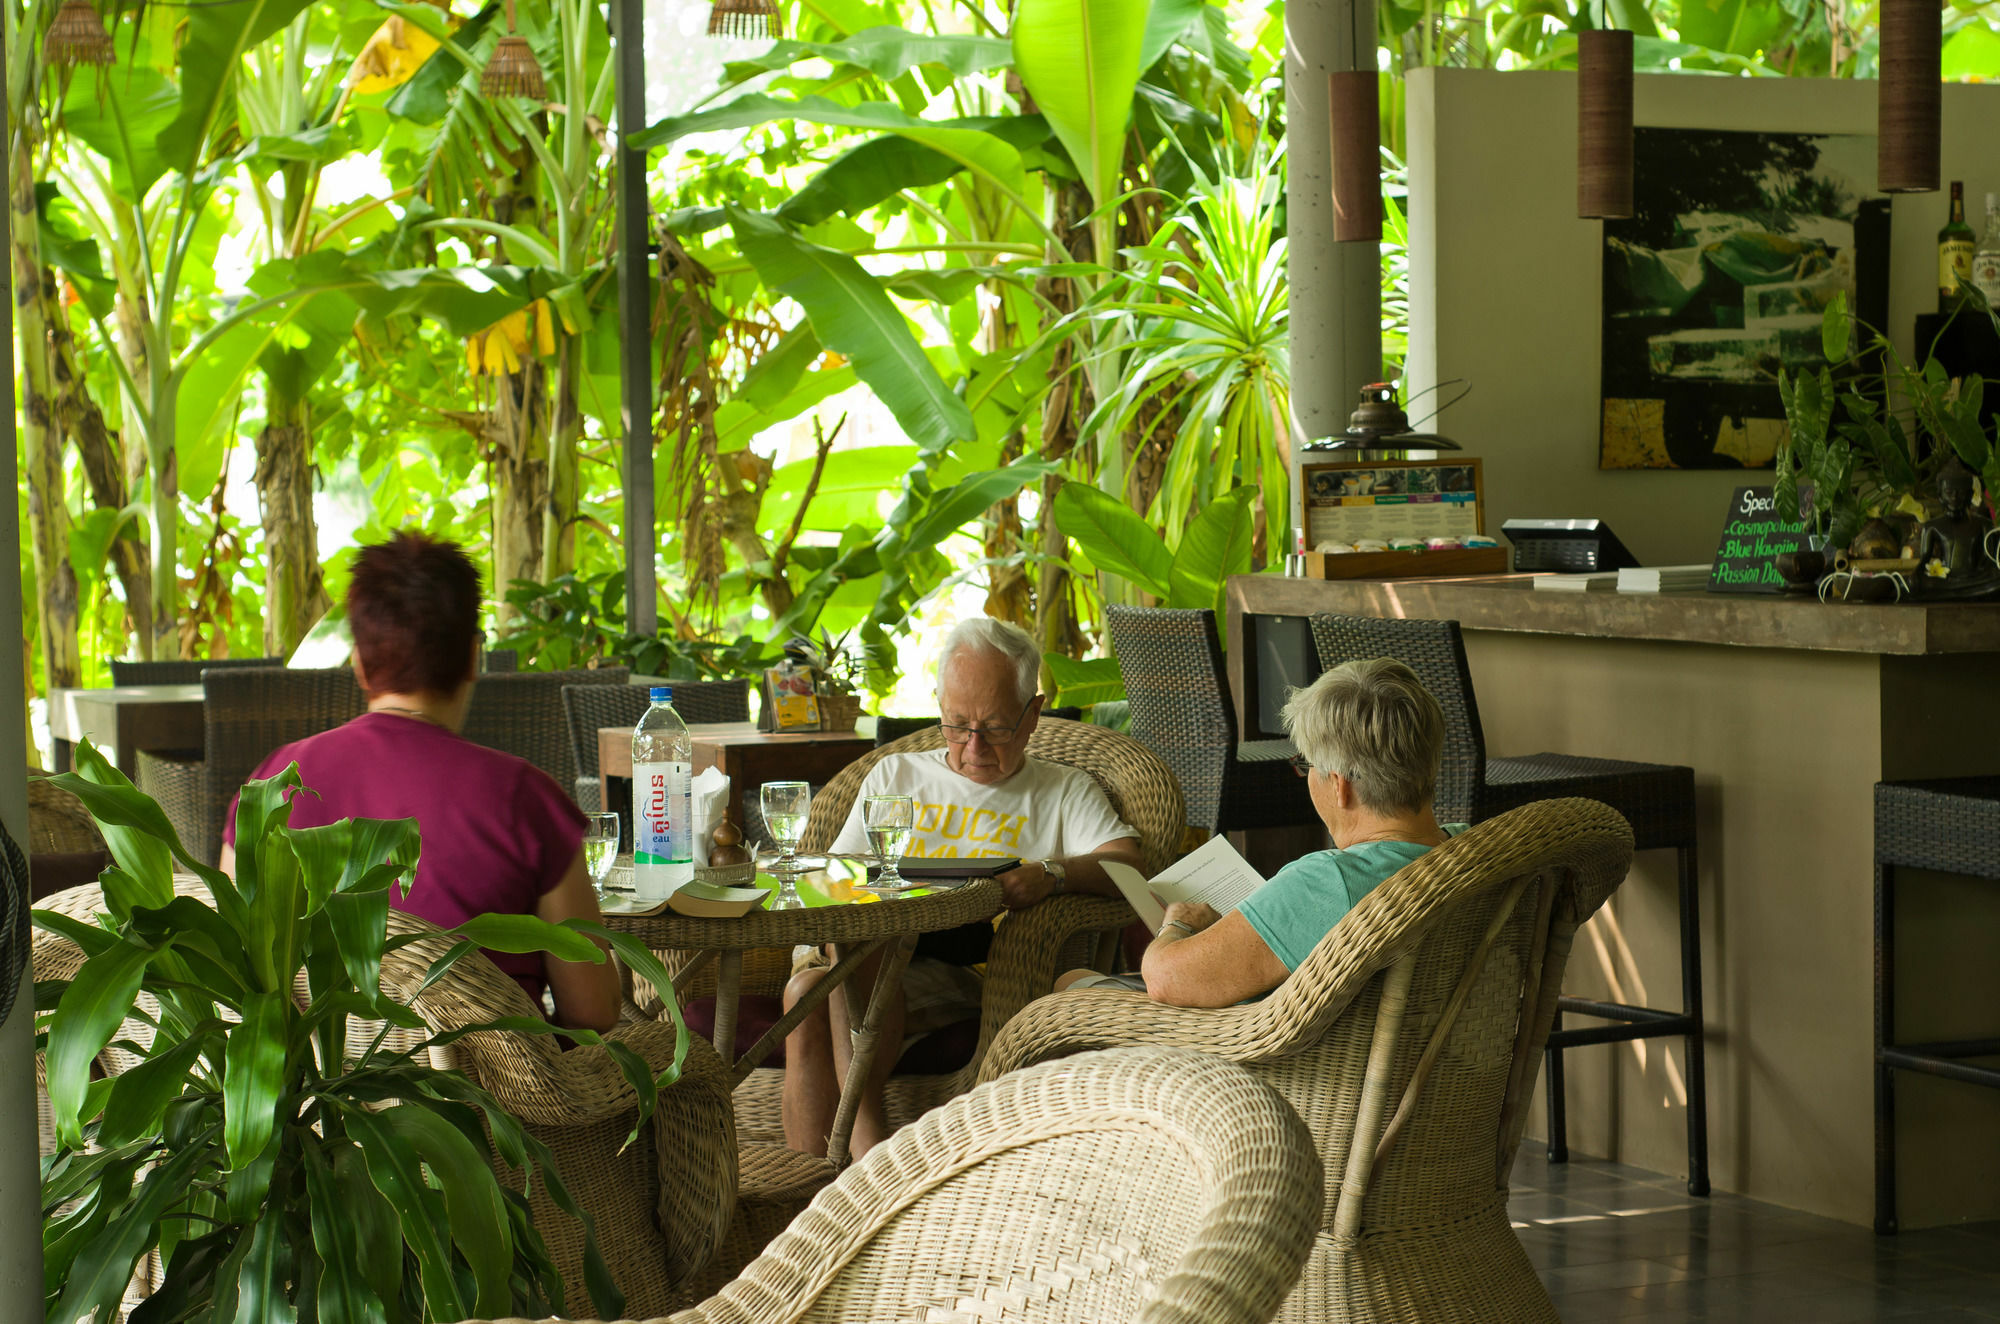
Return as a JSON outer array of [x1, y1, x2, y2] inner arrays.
[[223, 711, 586, 1003]]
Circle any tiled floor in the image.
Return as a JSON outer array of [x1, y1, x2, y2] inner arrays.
[[1509, 1144, 2000, 1321]]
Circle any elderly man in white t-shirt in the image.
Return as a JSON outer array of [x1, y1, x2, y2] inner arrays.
[[784, 618, 1145, 1157]]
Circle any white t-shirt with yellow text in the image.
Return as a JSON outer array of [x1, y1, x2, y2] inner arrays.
[[830, 749, 1136, 860]]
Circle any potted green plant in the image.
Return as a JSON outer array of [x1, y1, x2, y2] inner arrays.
[[36, 742, 687, 1323], [804, 628, 879, 732]]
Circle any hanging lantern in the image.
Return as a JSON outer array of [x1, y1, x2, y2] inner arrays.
[[1577, 29, 1634, 220], [46, 0, 114, 67], [1878, 0, 1940, 193], [480, 0, 547, 100], [707, 0, 781, 40], [1328, 70, 1380, 243]]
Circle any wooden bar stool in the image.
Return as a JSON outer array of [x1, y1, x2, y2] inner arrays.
[[1310, 611, 1709, 1195], [1872, 776, 2000, 1234]]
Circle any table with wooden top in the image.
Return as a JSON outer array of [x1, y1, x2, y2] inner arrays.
[[47, 684, 205, 776], [598, 721, 876, 839]]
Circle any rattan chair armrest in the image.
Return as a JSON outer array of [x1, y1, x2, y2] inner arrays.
[[980, 892, 1133, 1016], [977, 987, 1274, 1085]]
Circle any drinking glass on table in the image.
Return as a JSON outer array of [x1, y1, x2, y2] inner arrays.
[[584, 812, 624, 893], [862, 794, 915, 890], [760, 781, 812, 908]]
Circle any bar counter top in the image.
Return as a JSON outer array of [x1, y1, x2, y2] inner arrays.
[[1229, 572, 2000, 655]]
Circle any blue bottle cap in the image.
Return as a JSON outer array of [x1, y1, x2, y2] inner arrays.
[[651, 686, 673, 701]]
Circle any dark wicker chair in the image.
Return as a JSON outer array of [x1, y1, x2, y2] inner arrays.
[[108, 656, 285, 687], [1871, 776, 2000, 1234], [1105, 605, 1317, 835], [461, 668, 630, 795], [562, 678, 752, 810], [135, 668, 367, 867], [1309, 611, 1708, 1196], [482, 647, 518, 673], [873, 715, 939, 748]]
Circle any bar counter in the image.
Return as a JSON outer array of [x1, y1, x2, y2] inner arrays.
[[1228, 572, 2000, 1229]]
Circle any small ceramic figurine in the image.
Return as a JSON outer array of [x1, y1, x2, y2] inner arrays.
[[1917, 460, 1996, 580]]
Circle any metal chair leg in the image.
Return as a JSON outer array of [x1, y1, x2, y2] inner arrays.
[[1677, 843, 1709, 1197], [1545, 1008, 1568, 1164]]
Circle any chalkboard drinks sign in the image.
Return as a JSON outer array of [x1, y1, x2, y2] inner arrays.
[[1709, 486, 1805, 594]]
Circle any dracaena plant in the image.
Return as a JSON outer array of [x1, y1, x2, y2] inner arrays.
[[35, 741, 688, 1324]]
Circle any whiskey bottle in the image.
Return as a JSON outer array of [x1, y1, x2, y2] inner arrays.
[[1971, 193, 2000, 310], [1939, 180, 1975, 310]]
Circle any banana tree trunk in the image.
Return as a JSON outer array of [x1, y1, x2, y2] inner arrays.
[[12, 129, 82, 691], [253, 382, 328, 658], [146, 371, 181, 659], [490, 360, 551, 628], [49, 260, 154, 657], [541, 338, 581, 584]]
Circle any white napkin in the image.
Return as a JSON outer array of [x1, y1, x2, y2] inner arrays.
[[690, 767, 731, 869]]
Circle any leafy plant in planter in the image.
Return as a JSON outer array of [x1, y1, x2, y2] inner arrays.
[[1042, 483, 1258, 708], [36, 743, 688, 1323]]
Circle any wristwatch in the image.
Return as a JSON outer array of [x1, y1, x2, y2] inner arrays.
[[1040, 858, 1067, 893]]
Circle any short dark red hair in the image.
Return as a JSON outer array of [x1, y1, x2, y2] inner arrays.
[[347, 532, 481, 696]]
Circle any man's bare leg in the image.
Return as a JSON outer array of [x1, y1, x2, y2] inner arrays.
[[780, 949, 904, 1157]]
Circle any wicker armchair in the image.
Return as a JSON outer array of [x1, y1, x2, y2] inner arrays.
[[1107, 605, 1317, 835], [26, 772, 108, 900], [680, 717, 1183, 1143], [978, 798, 1634, 1324], [135, 667, 366, 867], [563, 679, 752, 810], [462, 667, 630, 793], [467, 1046, 1322, 1324], [107, 655, 286, 686]]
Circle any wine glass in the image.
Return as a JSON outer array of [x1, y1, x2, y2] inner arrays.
[[862, 794, 915, 890], [584, 812, 624, 895], [760, 781, 812, 908]]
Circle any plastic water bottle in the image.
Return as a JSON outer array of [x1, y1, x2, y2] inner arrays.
[[632, 687, 693, 900]]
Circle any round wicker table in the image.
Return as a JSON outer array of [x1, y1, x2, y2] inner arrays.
[[600, 861, 1001, 1165]]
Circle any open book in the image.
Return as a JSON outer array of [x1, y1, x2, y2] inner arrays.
[[1101, 835, 1268, 931]]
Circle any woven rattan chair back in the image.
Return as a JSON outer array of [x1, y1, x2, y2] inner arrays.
[[1105, 604, 1236, 833], [463, 667, 629, 789], [107, 655, 286, 687], [146, 667, 366, 866], [563, 682, 652, 789], [980, 798, 1633, 1324], [663, 1046, 1320, 1324], [800, 716, 1184, 875], [482, 647, 518, 673], [1308, 613, 1487, 826], [27, 775, 102, 855]]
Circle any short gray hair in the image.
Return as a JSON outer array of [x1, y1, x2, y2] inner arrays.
[[935, 617, 1040, 709], [1282, 659, 1444, 813]]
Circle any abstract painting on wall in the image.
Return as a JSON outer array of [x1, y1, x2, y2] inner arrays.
[[1598, 127, 1890, 470]]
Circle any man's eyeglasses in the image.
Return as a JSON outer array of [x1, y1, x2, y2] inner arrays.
[[940, 698, 1034, 746], [1289, 754, 1315, 779]]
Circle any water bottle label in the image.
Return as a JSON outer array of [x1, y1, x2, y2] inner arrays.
[[634, 760, 692, 865]]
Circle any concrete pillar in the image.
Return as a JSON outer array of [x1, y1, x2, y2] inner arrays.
[[1286, 0, 1383, 510], [0, 22, 47, 1316]]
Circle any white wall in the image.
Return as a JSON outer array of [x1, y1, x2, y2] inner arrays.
[[1407, 68, 2000, 566]]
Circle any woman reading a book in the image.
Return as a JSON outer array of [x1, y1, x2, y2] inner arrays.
[[1062, 658, 1457, 1006]]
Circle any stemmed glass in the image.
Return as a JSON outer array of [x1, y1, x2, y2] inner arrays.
[[862, 794, 915, 891], [584, 812, 624, 895], [760, 781, 812, 908]]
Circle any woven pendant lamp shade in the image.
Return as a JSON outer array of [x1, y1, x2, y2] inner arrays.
[[1577, 29, 1634, 220], [707, 0, 781, 39], [1328, 70, 1381, 243], [46, 0, 114, 66], [1878, 0, 1940, 193], [479, 0, 546, 99]]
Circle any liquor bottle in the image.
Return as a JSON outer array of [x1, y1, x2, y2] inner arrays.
[[1971, 193, 2000, 310], [1939, 180, 1975, 310], [632, 687, 693, 900]]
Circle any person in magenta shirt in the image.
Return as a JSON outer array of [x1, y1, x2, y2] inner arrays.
[[218, 532, 620, 1033]]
